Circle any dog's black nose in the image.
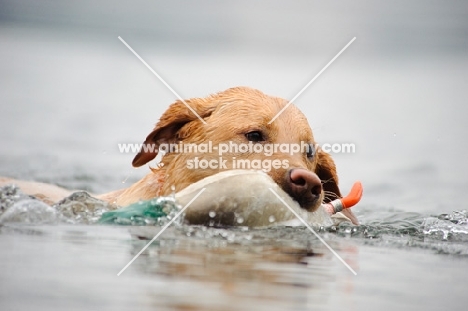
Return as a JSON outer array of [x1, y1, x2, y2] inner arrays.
[[286, 168, 322, 211]]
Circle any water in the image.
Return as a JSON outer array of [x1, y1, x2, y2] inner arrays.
[[1, 186, 468, 310], [1, 214, 468, 310], [1, 1, 468, 310]]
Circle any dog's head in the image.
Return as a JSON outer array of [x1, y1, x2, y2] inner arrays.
[[133, 87, 341, 212]]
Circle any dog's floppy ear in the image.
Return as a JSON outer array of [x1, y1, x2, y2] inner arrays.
[[132, 98, 217, 167], [315, 150, 342, 203]]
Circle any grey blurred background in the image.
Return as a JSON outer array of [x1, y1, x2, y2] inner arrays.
[[1, 0, 467, 214]]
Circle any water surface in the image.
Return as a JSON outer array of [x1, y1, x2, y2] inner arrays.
[[1, 1, 468, 310]]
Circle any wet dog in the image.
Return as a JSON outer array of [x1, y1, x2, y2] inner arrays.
[[1, 87, 357, 224], [100, 87, 353, 219]]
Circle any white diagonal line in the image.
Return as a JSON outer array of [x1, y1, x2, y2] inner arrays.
[[118, 36, 207, 125], [268, 188, 357, 275], [268, 37, 356, 124], [117, 188, 206, 276]]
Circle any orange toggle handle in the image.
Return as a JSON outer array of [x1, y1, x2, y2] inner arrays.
[[323, 181, 363, 215], [341, 181, 363, 209]]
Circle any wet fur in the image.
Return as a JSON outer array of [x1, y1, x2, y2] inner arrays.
[[100, 87, 342, 209], [1, 87, 349, 221]]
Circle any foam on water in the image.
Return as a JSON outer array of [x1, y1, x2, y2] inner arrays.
[[0, 185, 117, 225], [330, 209, 468, 255]]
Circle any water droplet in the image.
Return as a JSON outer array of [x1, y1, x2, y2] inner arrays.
[[122, 174, 130, 184], [393, 133, 397, 137], [209, 211, 216, 218], [145, 218, 155, 225], [237, 217, 244, 224], [268, 215, 276, 223]]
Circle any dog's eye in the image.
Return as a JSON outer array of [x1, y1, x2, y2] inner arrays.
[[306, 143, 315, 159], [245, 131, 264, 142]]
